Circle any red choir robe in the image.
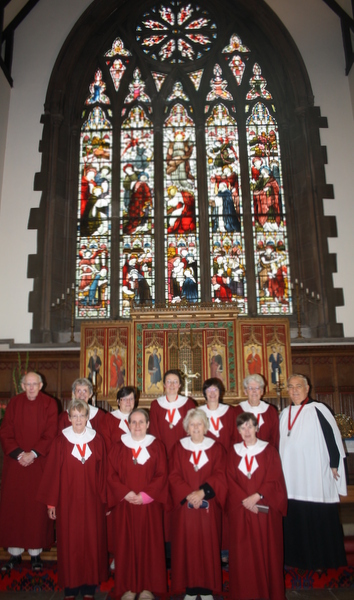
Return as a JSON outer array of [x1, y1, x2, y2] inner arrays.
[[199, 403, 238, 551], [199, 403, 238, 450], [169, 437, 227, 594], [107, 434, 168, 596], [227, 440, 287, 600], [101, 409, 130, 453], [100, 409, 130, 553], [235, 400, 280, 449], [0, 391, 58, 549], [58, 404, 105, 434], [149, 395, 196, 456], [37, 427, 108, 589]]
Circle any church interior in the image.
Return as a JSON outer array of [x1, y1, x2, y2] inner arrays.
[[1, 0, 354, 597]]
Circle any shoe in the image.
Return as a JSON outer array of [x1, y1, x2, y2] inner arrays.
[[64, 597, 76, 600], [31, 555, 43, 571], [110, 558, 115, 570], [121, 593, 136, 600], [139, 592, 154, 600], [183, 596, 197, 600], [200, 596, 214, 600], [1, 554, 22, 571]]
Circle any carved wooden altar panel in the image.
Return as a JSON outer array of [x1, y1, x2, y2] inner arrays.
[[237, 318, 291, 396], [80, 308, 291, 405], [80, 322, 131, 399]]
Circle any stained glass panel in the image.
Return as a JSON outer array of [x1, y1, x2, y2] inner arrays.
[[120, 106, 155, 317], [108, 59, 126, 92], [206, 103, 247, 312], [76, 108, 112, 319], [164, 104, 200, 304], [85, 69, 110, 105], [206, 64, 233, 101], [246, 102, 292, 314], [136, 3, 217, 63], [246, 63, 272, 100]]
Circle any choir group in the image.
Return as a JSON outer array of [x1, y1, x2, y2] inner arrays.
[[0, 369, 348, 600]]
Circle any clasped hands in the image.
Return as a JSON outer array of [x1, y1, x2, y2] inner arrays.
[[186, 489, 205, 509]]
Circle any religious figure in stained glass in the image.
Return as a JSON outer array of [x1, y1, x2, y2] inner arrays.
[[74, 3, 294, 322], [164, 103, 199, 304], [120, 105, 155, 315], [206, 103, 247, 312], [246, 101, 291, 314]]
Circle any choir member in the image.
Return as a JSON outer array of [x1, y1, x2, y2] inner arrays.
[[100, 385, 138, 571], [149, 369, 196, 456], [58, 378, 105, 434], [227, 412, 287, 600], [0, 371, 58, 572], [235, 374, 279, 448], [101, 386, 138, 453], [37, 399, 108, 600], [169, 408, 227, 600], [279, 373, 347, 569], [199, 377, 237, 450], [107, 408, 168, 600]]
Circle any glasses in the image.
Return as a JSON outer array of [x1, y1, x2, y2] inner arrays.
[[23, 383, 40, 387], [165, 380, 180, 385], [120, 397, 135, 402], [288, 384, 305, 390], [207, 386, 219, 392], [247, 387, 261, 392]]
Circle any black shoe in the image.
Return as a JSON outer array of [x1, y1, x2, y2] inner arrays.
[[1, 554, 22, 572], [31, 555, 43, 571]]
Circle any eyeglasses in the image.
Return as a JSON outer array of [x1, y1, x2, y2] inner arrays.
[[288, 384, 305, 390], [247, 387, 261, 392]]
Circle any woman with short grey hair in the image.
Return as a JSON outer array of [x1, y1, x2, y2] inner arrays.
[[234, 374, 279, 448]]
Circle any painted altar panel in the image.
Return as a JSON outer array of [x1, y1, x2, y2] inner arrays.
[[237, 317, 291, 397], [80, 322, 131, 399], [132, 309, 238, 401], [80, 309, 291, 404]]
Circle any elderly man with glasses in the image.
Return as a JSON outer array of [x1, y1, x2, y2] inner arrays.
[[0, 371, 58, 572]]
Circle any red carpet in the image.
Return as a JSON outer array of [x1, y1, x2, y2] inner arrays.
[[0, 561, 353, 594]]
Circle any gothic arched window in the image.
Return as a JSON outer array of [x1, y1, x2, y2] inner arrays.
[[30, 0, 342, 342], [75, 2, 292, 320]]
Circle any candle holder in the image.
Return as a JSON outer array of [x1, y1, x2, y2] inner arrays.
[[51, 284, 76, 343], [292, 280, 321, 339]]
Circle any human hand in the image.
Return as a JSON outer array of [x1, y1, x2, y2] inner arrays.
[[18, 451, 35, 467], [186, 489, 205, 509], [242, 493, 260, 512], [48, 507, 56, 520], [331, 468, 340, 480]]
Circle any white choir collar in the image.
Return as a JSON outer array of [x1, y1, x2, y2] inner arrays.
[[62, 426, 96, 444], [157, 394, 189, 409]]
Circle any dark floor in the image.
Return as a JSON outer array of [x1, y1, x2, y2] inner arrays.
[[0, 591, 353, 599]]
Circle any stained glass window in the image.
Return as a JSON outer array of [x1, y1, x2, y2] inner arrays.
[[136, 3, 217, 63], [75, 2, 293, 319], [120, 106, 155, 316], [76, 107, 112, 318], [246, 101, 292, 314], [206, 104, 247, 312], [163, 103, 199, 304]]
